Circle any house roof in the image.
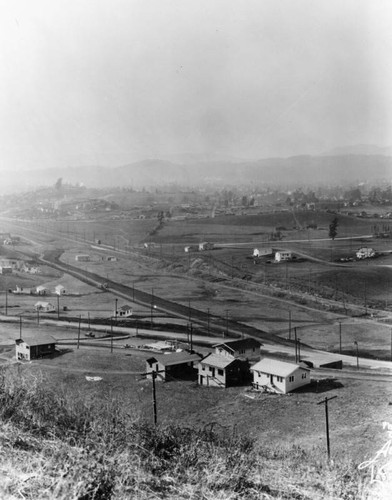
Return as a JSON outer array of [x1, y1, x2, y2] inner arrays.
[[200, 353, 236, 369], [36, 285, 47, 291], [250, 357, 310, 377], [34, 301, 53, 307], [148, 351, 202, 367], [16, 334, 56, 346], [119, 305, 132, 311], [55, 284, 65, 289], [213, 338, 262, 353]]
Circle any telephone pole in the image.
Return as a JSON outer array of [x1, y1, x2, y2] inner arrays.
[[339, 322, 342, 354], [317, 396, 337, 459], [152, 370, 157, 425]]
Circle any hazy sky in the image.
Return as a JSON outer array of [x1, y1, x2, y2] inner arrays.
[[0, 0, 391, 170]]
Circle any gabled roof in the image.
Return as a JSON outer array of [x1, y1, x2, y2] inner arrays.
[[213, 338, 262, 353], [36, 285, 47, 291], [34, 301, 54, 308], [250, 357, 310, 377], [119, 304, 132, 311], [148, 351, 202, 367], [16, 335, 56, 346], [55, 284, 65, 289], [200, 353, 237, 369]]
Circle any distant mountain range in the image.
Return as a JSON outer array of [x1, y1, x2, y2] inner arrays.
[[2, 147, 392, 193]]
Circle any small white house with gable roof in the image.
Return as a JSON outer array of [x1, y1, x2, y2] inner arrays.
[[251, 357, 310, 394]]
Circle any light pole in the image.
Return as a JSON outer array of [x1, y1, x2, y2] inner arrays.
[[354, 341, 359, 369], [114, 298, 118, 322], [298, 338, 301, 362]]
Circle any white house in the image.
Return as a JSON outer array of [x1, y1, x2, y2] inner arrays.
[[35, 285, 48, 296], [115, 304, 133, 318], [356, 247, 375, 260], [198, 353, 250, 388], [55, 285, 67, 295], [13, 285, 32, 295], [213, 338, 262, 361], [253, 248, 273, 258], [250, 357, 311, 394], [274, 251, 293, 262], [75, 254, 90, 262], [34, 301, 55, 313]]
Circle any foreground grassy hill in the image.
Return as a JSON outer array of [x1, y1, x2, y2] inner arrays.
[[0, 367, 388, 500]]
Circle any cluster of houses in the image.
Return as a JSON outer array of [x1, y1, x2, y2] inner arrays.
[[13, 284, 68, 296], [253, 248, 293, 262], [0, 259, 40, 275], [184, 242, 215, 253], [15, 333, 314, 394], [146, 337, 312, 394]]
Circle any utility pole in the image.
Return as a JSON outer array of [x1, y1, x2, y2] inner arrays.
[[115, 298, 118, 322], [188, 299, 191, 323], [152, 370, 157, 425], [5, 289, 8, 316], [298, 338, 301, 362], [57, 294, 60, 320], [190, 323, 193, 352], [339, 322, 342, 354], [317, 396, 337, 459], [390, 328, 392, 362], [151, 288, 154, 327], [77, 315, 81, 349], [110, 318, 114, 353], [354, 341, 359, 369], [288, 309, 292, 340], [294, 327, 298, 363], [207, 308, 210, 334]]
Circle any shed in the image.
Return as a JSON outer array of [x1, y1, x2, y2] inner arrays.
[[198, 353, 250, 388], [0, 266, 13, 275], [15, 335, 56, 361], [253, 248, 273, 258], [250, 357, 310, 394], [198, 242, 214, 251], [146, 351, 202, 381]]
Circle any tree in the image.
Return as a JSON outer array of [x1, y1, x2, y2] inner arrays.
[[54, 177, 62, 190], [329, 217, 339, 240]]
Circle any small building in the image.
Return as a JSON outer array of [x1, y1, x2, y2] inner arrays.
[[13, 285, 32, 295], [250, 357, 311, 394], [146, 351, 202, 381], [184, 245, 198, 253], [356, 247, 375, 260], [35, 285, 48, 296], [34, 301, 55, 313], [198, 353, 250, 388], [115, 304, 133, 318], [213, 338, 263, 361], [274, 250, 293, 262], [0, 266, 13, 275], [55, 285, 67, 295], [253, 248, 273, 258], [106, 256, 117, 262], [199, 242, 214, 251], [15, 335, 56, 361], [75, 254, 90, 262]]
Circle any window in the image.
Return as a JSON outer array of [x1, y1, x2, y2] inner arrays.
[[289, 376, 294, 382], [209, 366, 213, 372], [302, 373, 306, 379], [218, 369, 224, 376], [202, 365, 205, 371], [277, 376, 283, 382]]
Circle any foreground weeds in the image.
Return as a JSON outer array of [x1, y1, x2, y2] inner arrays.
[[0, 369, 380, 499]]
